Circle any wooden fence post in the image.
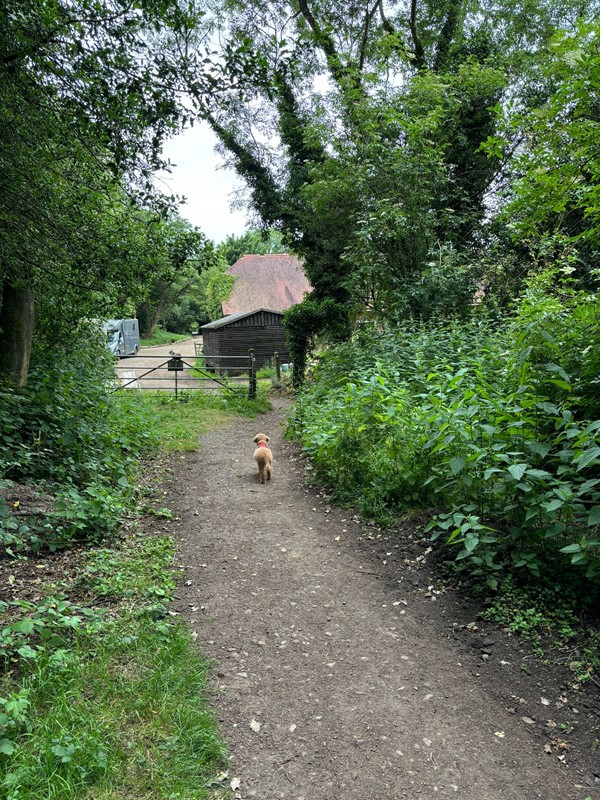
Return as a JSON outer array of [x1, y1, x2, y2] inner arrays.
[[274, 351, 280, 382], [248, 348, 256, 399]]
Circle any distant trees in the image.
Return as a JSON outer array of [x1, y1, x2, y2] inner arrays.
[[218, 230, 286, 267], [136, 217, 220, 338]]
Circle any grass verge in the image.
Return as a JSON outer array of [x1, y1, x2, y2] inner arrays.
[[139, 329, 192, 348], [1, 388, 271, 798], [125, 389, 271, 452], [1, 535, 229, 800]]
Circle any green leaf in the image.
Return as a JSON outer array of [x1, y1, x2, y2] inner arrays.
[[575, 447, 600, 470], [449, 456, 466, 474], [544, 498, 563, 512], [0, 739, 16, 756], [484, 467, 502, 480], [559, 543, 582, 554], [543, 363, 571, 383], [508, 463, 528, 480], [588, 506, 600, 526], [524, 468, 552, 479], [16, 645, 38, 659], [536, 401, 559, 415], [11, 618, 35, 634]]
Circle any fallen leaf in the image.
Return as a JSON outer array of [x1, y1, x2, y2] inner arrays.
[[541, 697, 551, 706], [544, 744, 552, 754], [250, 719, 261, 733], [230, 777, 241, 791], [521, 716, 536, 725], [289, 724, 297, 733], [494, 731, 505, 738]]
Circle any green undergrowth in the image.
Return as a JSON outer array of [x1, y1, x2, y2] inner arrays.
[[1, 333, 273, 798], [1, 534, 228, 800], [288, 270, 599, 664], [139, 329, 191, 347]]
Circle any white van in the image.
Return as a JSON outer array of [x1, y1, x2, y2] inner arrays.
[[105, 319, 140, 357]]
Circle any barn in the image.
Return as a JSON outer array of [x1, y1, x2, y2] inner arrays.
[[200, 308, 289, 374]]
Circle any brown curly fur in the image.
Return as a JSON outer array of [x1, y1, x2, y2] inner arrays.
[[253, 433, 273, 484]]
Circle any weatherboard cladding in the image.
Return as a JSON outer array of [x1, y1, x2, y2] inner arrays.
[[200, 309, 289, 374]]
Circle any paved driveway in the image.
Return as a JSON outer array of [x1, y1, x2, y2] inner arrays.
[[114, 338, 202, 390]]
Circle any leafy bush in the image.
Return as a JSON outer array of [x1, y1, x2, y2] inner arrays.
[[289, 272, 600, 585], [0, 327, 159, 551]]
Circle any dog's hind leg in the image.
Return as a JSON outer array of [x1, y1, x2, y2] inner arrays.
[[266, 464, 272, 480]]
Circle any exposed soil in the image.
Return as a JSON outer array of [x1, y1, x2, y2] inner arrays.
[[4, 395, 597, 797], [159, 397, 600, 800]]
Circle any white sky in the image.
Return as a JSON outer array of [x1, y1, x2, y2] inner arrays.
[[157, 121, 250, 244]]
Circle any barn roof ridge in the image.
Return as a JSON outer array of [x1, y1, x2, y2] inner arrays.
[[201, 307, 285, 330]]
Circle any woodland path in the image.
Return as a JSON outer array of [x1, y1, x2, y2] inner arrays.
[[164, 398, 599, 800]]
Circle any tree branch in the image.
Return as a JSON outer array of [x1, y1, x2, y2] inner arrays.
[[295, 0, 363, 93], [409, 0, 426, 71], [359, 0, 384, 72], [205, 112, 284, 228], [433, 0, 464, 72]]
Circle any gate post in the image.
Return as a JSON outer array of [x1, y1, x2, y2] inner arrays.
[[248, 348, 257, 399], [274, 351, 281, 382]]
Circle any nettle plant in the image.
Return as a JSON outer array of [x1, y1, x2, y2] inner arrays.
[[423, 367, 600, 579], [291, 285, 600, 582]]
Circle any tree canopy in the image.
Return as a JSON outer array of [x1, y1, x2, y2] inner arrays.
[[188, 0, 599, 383], [0, 0, 251, 383]]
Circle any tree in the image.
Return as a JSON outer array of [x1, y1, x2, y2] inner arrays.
[[0, 0, 251, 384], [194, 2, 506, 381], [218, 229, 286, 266], [136, 217, 220, 338], [195, 261, 236, 322], [490, 21, 600, 277]]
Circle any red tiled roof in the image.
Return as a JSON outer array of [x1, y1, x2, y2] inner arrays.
[[222, 254, 312, 316]]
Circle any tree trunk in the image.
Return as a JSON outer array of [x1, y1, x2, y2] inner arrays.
[[145, 297, 166, 339], [0, 280, 35, 387]]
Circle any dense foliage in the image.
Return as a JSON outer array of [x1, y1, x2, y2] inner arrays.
[[289, 271, 600, 587], [0, 0, 258, 384], [197, 0, 600, 384], [0, 330, 157, 552]]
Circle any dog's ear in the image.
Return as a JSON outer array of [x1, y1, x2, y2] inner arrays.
[[265, 436, 270, 442], [253, 436, 258, 443]]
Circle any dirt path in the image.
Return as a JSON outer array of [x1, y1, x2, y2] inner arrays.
[[166, 399, 599, 800]]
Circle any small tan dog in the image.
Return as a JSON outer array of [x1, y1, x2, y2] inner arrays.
[[253, 433, 273, 484]]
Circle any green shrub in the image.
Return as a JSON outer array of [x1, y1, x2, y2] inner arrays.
[[0, 327, 159, 551], [289, 272, 600, 586]]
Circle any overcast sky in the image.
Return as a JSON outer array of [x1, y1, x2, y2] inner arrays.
[[157, 122, 251, 244]]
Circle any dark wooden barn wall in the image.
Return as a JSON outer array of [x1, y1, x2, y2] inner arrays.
[[225, 310, 283, 328], [202, 321, 289, 374]]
